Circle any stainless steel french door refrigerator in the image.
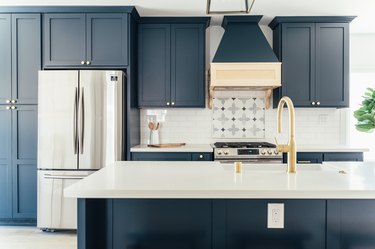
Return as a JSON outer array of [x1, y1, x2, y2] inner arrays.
[[37, 70, 124, 230]]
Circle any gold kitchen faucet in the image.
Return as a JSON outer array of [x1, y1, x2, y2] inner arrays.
[[275, 96, 297, 173]]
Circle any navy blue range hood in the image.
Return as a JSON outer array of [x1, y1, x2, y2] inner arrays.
[[213, 15, 279, 63]]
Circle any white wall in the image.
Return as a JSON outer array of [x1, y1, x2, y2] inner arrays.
[[140, 25, 347, 145]]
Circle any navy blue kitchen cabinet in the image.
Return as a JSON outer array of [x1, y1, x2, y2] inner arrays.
[[270, 17, 355, 108], [0, 108, 12, 219], [283, 152, 363, 163], [11, 106, 37, 219], [131, 152, 213, 161], [0, 14, 40, 105], [226, 200, 326, 249], [44, 13, 129, 68], [138, 18, 209, 108]]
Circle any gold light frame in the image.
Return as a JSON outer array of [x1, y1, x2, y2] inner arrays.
[[206, 0, 255, 14]]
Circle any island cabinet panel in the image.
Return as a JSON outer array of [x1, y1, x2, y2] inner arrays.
[[283, 152, 363, 163], [271, 17, 352, 108], [131, 152, 213, 161], [112, 200, 212, 249], [0, 14, 11, 105], [44, 13, 129, 68], [138, 19, 208, 108], [327, 200, 375, 249], [226, 200, 326, 249]]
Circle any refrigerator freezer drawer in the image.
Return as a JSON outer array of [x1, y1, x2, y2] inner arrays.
[[37, 170, 93, 230]]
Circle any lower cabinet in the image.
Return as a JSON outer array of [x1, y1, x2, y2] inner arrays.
[[131, 152, 213, 161], [0, 105, 37, 222], [283, 152, 363, 163]]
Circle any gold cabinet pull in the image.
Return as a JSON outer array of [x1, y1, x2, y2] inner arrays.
[[316, 102, 321, 106], [5, 106, 10, 110], [10, 106, 16, 110], [81, 61, 85, 65], [297, 160, 312, 164], [199, 155, 203, 159], [166, 102, 170, 106], [311, 102, 316, 105], [171, 102, 175, 106], [5, 99, 11, 104], [11, 99, 16, 104], [86, 61, 91, 65]]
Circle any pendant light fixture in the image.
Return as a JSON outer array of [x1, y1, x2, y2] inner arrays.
[[206, 0, 255, 14]]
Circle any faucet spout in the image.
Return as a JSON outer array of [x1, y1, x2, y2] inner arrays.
[[276, 97, 297, 173]]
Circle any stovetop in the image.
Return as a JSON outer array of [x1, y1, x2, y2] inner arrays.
[[213, 142, 276, 149]]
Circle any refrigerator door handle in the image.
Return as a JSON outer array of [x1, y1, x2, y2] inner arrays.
[[78, 87, 85, 154], [43, 174, 86, 180], [73, 87, 78, 154]]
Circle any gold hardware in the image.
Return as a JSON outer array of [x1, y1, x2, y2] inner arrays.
[[166, 102, 170, 106], [265, 89, 272, 109], [297, 160, 311, 164], [171, 102, 175, 106], [276, 96, 297, 173], [86, 61, 91, 65], [5, 99, 11, 104], [312, 102, 316, 105], [11, 99, 16, 104], [317, 102, 321, 106], [10, 106, 16, 110], [5, 106, 10, 110], [235, 161, 242, 174], [199, 155, 203, 159], [81, 61, 85, 65]]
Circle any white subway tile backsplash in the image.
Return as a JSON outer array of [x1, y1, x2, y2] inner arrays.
[[140, 91, 345, 145]]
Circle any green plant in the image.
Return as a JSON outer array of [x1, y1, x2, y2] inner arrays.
[[354, 87, 375, 133]]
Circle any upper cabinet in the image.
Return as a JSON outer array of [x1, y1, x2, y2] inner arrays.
[[138, 18, 209, 108], [270, 16, 355, 108], [43, 13, 129, 68], [0, 14, 41, 105]]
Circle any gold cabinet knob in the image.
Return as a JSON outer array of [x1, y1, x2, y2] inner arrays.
[[11, 100, 16, 104], [86, 61, 91, 65], [166, 102, 170, 106], [171, 102, 175, 106], [10, 106, 16, 110], [311, 102, 316, 105], [199, 155, 203, 159], [81, 61, 85, 65], [5, 99, 11, 104], [317, 102, 321, 106], [5, 106, 10, 110]]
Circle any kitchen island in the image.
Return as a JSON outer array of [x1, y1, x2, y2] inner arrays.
[[65, 161, 375, 249]]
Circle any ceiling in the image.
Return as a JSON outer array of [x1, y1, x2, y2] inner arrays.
[[2, 0, 374, 33]]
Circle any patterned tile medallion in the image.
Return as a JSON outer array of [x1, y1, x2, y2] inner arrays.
[[212, 97, 265, 138]]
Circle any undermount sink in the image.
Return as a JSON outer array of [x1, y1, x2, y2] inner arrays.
[[220, 163, 339, 172]]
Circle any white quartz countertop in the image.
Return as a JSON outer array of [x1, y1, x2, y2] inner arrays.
[[65, 161, 375, 199], [130, 144, 213, 152]]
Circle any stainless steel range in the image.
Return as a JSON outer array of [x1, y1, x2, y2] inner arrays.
[[213, 142, 282, 164]]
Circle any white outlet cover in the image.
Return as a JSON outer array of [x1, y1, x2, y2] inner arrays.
[[267, 203, 284, 229]]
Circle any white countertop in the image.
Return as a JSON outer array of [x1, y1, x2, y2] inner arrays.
[[130, 144, 213, 152], [65, 161, 375, 199]]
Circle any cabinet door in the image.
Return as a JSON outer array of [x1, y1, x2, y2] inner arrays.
[[87, 13, 128, 67], [138, 24, 171, 107], [131, 152, 192, 161], [12, 105, 37, 219], [0, 108, 12, 218], [315, 23, 349, 107], [0, 14, 11, 105], [281, 23, 316, 107], [12, 14, 41, 105], [323, 152, 363, 162], [44, 14, 86, 67], [171, 24, 205, 107]]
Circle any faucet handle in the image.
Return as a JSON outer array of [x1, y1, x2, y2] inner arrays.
[[274, 137, 289, 153]]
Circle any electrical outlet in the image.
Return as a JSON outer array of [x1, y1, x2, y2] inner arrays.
[[267, 203, 284, 229]]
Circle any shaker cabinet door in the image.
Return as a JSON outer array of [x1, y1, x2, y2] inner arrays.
[[280, 23, 316, 107], [44, 13, 86, 67], [138, 24, 171, 107], [12, 14, 41, 104], [0, 14, 11, 105], [86, 13, 128, 67], [0, 108, 12, 219], [12, 105, 38, 219], [315, 23, 349, 107], [171, 24, 205, 107]]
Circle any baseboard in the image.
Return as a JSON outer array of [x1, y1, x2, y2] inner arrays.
[[0, 219, 37, 226]]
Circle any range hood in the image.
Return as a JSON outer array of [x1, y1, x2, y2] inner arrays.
[[209, 15, 281, 109]]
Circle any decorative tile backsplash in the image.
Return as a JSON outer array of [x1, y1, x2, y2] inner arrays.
[[212, 97, 265, 138]]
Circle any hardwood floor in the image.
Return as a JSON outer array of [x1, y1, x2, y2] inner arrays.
[[0, 226, 76, 249]]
